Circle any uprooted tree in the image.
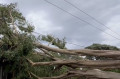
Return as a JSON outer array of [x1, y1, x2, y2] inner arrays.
[[1, 3, 120, 79]]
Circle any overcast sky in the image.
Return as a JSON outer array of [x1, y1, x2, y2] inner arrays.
[[1, 0, 120, 49]]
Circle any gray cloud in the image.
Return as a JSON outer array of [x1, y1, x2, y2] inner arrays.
[[1, 0, 120, 48]]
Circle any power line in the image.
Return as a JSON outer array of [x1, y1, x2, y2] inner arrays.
[[66, 42, 85, 47], [64, 0, 120, 37], [44, 0, 120, 41], [33, 31, 85, 47]]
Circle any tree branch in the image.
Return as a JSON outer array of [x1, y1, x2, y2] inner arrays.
[[30, 69, 120, 79], [27, 58, 120, 69], [9, 9, 17, 33], [35, 43, 120, 58]]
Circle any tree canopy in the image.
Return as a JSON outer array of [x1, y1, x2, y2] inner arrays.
[[0, 3, 68, 79], [86, 43, 119, 50]]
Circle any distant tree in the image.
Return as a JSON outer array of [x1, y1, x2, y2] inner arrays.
[[86, 43, 119, 50], [85, 43, 119, 60]]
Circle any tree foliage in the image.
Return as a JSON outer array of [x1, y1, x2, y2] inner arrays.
[[86, 43, 119, 50], [85, 43, 119, 60], [0, 3, 35, 79], [0, 3, 69, 79]]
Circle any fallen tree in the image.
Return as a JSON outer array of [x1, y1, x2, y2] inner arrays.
[[1, 3, 120, 79], [30, 69, 120, 79]]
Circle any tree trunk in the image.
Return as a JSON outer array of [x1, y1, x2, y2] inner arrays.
[[0, 65, 2, 79]]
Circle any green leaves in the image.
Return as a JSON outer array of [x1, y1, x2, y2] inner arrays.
[[85, 43, 119, 50], [41, 35, 66, 49], [0, 3, 35, 79], [18, 25, 34, 33], [0, 3, 68, 79]]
